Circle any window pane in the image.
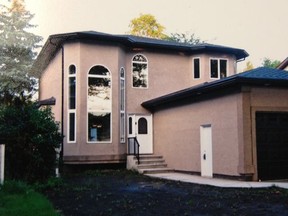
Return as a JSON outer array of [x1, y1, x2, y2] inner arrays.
[[69, 77, 76, 109], [220, 60, 227, 78], [89, 65, 109, 76], [88, 77, 111, 111], [120, 113, 125, 143], [194, 58, 200, 79], [133, 55, 147, 62], [210, 59, 218, 78], [129, 117, 133, 135], [133, 63, 148, 88], [69, 112, 75, 141], [120, 68, 125, 78], [69, 65, 76, 74], [88, 112, 111, 142], [120, 79, 125, 111], [138, 117, 148, 134]]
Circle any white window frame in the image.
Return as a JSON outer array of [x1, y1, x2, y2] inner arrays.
[[193, 57, 201, 79], [87, 65, 112, 144], [120, 67, 126, 143], [209, 58, 228, 79], [67, 64, 77, 143], [132, 54, 148, 89]]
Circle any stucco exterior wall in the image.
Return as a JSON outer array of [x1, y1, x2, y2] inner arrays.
[[126, 51, 191, 114], [39, 50, 62, 123], [153, 93, 241, 177]]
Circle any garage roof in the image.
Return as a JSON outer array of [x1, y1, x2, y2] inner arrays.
[[32, 31, 248, 77], [142, 67, 288, 112]]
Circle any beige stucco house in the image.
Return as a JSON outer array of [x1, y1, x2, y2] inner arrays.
[[35, 31, 288, 181]]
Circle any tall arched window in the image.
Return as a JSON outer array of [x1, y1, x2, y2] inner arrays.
[[68, 64, 76, 142], [120, 67, 125, 143], [132, 54, 148, 88], [87, 65, 111, 142]]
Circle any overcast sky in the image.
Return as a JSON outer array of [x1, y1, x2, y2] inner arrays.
[[4, 0, 288, 70]]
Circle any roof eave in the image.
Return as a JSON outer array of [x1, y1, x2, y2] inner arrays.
[[142, 77, 288, 112]]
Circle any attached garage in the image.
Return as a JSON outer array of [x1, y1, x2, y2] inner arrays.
[[256, 112, 288, 181], [143, 67, 288, 181]]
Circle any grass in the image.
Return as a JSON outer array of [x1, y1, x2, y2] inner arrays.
[[0, 180, 59, 216]]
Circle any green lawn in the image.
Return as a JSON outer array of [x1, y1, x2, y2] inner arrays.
[[0, 181, 59, 216]]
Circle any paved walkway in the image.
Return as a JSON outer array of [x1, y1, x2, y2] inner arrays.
[[146, 172, 288, 189]]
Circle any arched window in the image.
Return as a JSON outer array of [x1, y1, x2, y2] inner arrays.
[[87, 65, 111, 142], [132, 54, 148, 88], [68, 64, 76, 142], [120, 68, 125, 143], [138, 117, 148, 134]]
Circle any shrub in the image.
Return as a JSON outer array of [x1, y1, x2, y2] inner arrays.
[[0, 102, 62, 183]]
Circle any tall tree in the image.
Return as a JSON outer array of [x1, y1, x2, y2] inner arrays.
[[243, 61, 254, 71], [128, 14, 203, 45], [261, 58, 281, 69], [128, 13, 166, 39], [0, 0, 42, 104]]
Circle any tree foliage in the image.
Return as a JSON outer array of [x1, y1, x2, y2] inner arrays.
[[166, 32, 203, 45], [128, 14, 203, 45], [0, 101, 62, 183], [243, 61, 254, 71], [0, 0, 42, 104], [261, 58, 281, 69], [128, 13, 166, 39]]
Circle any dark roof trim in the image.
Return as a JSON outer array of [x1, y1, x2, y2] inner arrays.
[[277, 57, 288, 70], [34, 97, 56, 109], [32, 31, 248, 76], [142, 67, 288, 112]]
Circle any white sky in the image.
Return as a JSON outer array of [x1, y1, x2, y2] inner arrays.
[[3, 0, 288, 69]]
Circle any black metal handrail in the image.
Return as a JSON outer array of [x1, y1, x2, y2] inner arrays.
[[128, 137, 140, 164]]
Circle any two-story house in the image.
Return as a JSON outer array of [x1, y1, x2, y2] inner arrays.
[[35, 31, 288, 181]]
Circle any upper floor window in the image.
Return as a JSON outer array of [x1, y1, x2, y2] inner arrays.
[[132, 54, 148, 88], [193, 58, 200, 79], [87, 65, 111, 143], [210, 59, 227, 79]]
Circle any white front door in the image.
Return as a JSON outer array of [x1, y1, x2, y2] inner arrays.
[[128, 114, 153, 154], [200, 125, 213, 177]]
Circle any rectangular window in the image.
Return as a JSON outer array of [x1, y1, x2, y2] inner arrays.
[[210, 59, 218, 78], [210, 59, 228, 79], [69, 77, 76, 109], [193, 58, 200, 79], [69, 112, 75, 141], [220, 60, 227, 78], [120, 113, 125, 143]]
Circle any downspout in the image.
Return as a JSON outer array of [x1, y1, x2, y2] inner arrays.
[[59, 45, 64, 175], [49, 38, 64, 176]]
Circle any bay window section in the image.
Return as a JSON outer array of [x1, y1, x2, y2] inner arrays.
[[87, 65, 111, 143]]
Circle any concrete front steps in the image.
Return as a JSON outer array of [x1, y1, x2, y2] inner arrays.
[[127, 154, 174, 174]]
